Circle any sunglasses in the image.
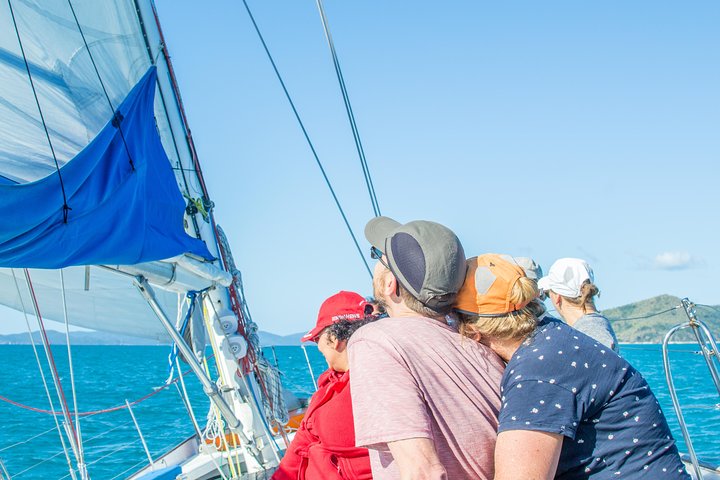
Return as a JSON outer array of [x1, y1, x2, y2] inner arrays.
[[370, 246, 391, 271]]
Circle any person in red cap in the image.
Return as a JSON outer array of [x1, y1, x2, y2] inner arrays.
[[272, 291, 377, 480]]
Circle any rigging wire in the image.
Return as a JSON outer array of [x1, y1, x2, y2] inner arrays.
[[314, 0, 381, 217], [10, 446, 74, 478], [697, 304, 720, 313], [21, 270, 79, 437], [10, 269, 77, 479], [66, 0, 136, 171], [241, 0, 372, 277], [609, 305, 682, 323], [7, 0, 71, 223], [108, 458, 154, 480], [60, 270, 87, 478], [0, 425, 60, 453]]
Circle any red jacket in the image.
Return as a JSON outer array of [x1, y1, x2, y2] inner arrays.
[[272, 370, 372, 480]]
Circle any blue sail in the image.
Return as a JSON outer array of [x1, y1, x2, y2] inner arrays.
[[0, 67, 212, 268]]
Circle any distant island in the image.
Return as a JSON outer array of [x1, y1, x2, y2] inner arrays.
[[0, 327, 305, 347], [604, 294, 719, 343], [0, 295, 716, 346]]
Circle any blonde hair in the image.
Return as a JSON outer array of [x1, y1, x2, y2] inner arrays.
[[457, 276, 539, 341], [559, 281, 599, 313]]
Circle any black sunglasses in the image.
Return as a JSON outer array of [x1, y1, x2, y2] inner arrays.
[[370, 246, 390, 271]]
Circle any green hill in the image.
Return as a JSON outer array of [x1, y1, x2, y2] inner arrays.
[[605, 294, 720, 343]]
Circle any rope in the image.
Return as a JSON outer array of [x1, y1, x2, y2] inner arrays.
[[166, 290, 204, 381], [241, 0, 372, 277], [7, 0, 70, 222], [315, 0, 381, 217], [201, 357, 239, 479], [66, 0, 136, 171], [0, 365, 194, 417], [172, 377, 231, 480]]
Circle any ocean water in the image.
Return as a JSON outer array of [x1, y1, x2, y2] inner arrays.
[[0, 344, 717, 478]]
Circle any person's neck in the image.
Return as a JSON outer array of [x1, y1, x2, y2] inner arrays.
[[386, 302, 444, 322], [487, 337, 524, 363], [559, 305, 597, 326]]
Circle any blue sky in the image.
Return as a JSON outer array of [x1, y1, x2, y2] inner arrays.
[[3, 0, 719, 336]]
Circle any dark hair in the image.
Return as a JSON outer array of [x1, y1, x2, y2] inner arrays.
[[364, 296, 386, 315], [326, 315, 380, 342]]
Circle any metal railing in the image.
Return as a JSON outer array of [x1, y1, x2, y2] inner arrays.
[[662, 298, 720, 480]]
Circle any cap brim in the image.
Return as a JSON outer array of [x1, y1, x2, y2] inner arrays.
[[537, 276, 551, 291], [300, 326, 323, 343], [365, 216, 401, 250]]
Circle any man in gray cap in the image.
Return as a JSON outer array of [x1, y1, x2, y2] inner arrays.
[[348, 216, 504, 480]]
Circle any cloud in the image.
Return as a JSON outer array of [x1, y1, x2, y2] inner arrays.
[[653, 251, 704, 270]]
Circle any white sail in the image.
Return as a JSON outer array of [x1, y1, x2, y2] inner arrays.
[[0, 0, 216, 333], [0, 1, 290, 478]]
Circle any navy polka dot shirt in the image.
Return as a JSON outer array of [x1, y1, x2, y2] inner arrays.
[[498, 318, 689, 479]]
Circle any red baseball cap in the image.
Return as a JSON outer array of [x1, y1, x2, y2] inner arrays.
[[301, 291, 369, 342]]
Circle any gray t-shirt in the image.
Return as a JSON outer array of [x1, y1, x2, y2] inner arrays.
[[574, 312, 619, 352]]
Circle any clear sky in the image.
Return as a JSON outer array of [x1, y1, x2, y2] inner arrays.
[[2, 0, 719, 336]]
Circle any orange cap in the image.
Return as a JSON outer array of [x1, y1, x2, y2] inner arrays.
[[455, 254, 530, 316]]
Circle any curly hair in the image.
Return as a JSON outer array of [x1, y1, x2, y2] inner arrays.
[[325, 315, 380, 342]]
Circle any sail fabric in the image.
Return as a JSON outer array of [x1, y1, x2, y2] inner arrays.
[[0, 0, 160, 183], [0, 67, 212, 268], [0, 266, 174, 339]]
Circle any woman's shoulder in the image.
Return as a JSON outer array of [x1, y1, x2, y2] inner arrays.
[[506, 320, 602, 379]]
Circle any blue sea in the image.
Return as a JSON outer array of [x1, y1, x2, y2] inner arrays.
[[0, 344, 717, 478]]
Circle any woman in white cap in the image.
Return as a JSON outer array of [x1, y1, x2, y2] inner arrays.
[[454, 254, 688, 480], [272, 291, 376, 480], [537, 258, 619, 352]]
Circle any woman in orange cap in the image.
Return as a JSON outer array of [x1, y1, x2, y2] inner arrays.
[[272, 291, 377, 480], [454, 254, 688, 480]]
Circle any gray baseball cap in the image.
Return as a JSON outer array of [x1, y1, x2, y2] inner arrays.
[[365, 216, 466, 308], [513, 256, 543, 281]]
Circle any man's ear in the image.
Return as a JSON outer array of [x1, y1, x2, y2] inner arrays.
[[381, 269, 397, 297]]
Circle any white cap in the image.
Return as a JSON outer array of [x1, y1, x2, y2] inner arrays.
[[537, 258, 594, 298]]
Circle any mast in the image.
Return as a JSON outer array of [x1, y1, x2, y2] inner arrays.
[[130, 0, 283, 473]]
